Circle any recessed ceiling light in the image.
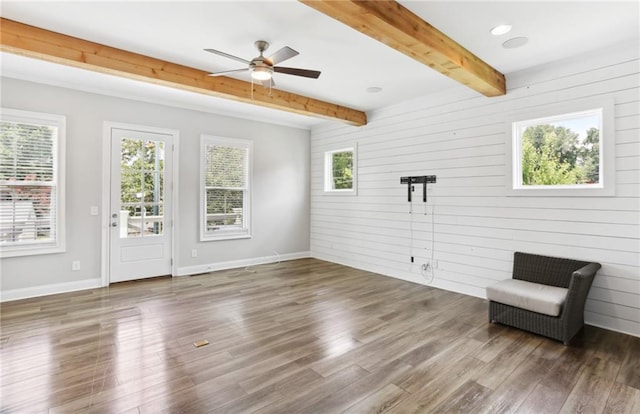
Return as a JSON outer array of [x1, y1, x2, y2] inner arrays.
[[366, 86, 382, 93], [502, 37, 528, 49], [490, 24, 512, 36]]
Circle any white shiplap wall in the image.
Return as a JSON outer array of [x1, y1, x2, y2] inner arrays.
[[310, 41, 640, 337]]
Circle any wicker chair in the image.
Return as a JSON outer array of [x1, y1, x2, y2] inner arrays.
[[488, 252, 601, 345]]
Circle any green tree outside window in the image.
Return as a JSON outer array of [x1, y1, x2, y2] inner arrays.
[[520, 121, 600, 186], [331, 151, 353, 190]]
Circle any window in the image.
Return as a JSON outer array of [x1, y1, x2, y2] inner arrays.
[[201, 135, 252, 241], [508, 100, 614, 196], [0, 108, 65, 257], [324, 146, 357, 194]]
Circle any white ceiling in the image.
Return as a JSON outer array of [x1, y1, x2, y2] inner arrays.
[[1, 1, 638, 129]]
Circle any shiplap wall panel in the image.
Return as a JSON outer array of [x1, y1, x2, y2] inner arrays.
[[310, 42, 640, 337]]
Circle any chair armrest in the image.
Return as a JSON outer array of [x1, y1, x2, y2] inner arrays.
[[572, 262, 601, 279], [562, 262, 601, 319]]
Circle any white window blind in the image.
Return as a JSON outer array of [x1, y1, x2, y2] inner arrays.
[[201, 136, 252, 241], [0, 109, 65, 257]]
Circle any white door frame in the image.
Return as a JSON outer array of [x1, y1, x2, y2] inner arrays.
[[101, 121, 179, 286]]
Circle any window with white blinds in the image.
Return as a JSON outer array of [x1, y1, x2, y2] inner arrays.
[[0, 108, 65, 257], [200, 135, 252, 241]]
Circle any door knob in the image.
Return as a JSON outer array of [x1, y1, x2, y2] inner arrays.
[[111, 222, 118, 227]]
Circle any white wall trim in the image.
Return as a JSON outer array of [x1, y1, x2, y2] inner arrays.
[[176, 251, 311, 276], [0, 278, 102, 302], [312, 251, 483, 297], [2, 252, 310, 301], [100, 123, 111, 286], [584, 319, 640, 340]]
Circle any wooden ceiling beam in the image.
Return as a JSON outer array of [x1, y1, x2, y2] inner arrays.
[[299, 0, 506, 97], [0, 18, 367, 126]]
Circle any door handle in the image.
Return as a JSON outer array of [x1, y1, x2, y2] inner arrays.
[[111, 222, 118, 227]]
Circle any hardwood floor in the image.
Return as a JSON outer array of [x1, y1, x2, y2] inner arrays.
[[1, 258, 638, 413]]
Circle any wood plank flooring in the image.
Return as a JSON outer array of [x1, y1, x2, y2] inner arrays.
[[1, 258, 638, 413]]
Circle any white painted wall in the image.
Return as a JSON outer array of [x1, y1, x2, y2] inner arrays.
[[310, 41, 640, 337], [0, 78, 310, 298]]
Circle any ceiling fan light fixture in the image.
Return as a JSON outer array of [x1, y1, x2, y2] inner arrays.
[[251, 66, 273, 81], [206, 41, 319, 82]]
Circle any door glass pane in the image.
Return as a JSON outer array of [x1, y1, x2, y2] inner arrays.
[[127, 208, 143, 238], [144, 203, 163, 235], [120, 138, 164, 238]]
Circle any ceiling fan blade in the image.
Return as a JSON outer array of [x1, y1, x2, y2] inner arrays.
[[208, 68, 249, 77], [266, 46, 299, 65], [204, 48, 251, 65], [273, 66, 321, 79]]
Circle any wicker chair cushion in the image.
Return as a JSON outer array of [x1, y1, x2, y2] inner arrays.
[[487, 279, 568, 317]]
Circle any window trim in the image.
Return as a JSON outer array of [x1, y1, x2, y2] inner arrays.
[[0, 108, 66, 258], [323, 144, 358, 195], [200, 135, 252, 241], [506, 98, 615, 197]]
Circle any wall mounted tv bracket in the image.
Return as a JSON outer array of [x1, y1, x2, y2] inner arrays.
[[400, 175, 437, 202]]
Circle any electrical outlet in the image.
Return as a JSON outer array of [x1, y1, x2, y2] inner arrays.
[[71, 261, 81, 271], [191, 249, 198, 258]]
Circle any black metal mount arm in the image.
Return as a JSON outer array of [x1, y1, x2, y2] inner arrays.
[[400, 175, 436, 202]]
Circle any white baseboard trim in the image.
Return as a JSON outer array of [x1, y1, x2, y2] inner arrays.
[[584, 321, 639, 339], [0, 252, 312, 302], [1, 278, 103, 302], [176, 251, 311, 276]]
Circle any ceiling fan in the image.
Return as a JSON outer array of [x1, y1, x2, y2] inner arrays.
[[205, 40, 321, 86]]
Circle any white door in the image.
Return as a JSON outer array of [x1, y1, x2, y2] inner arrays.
[[108, 127, 173, 283]]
